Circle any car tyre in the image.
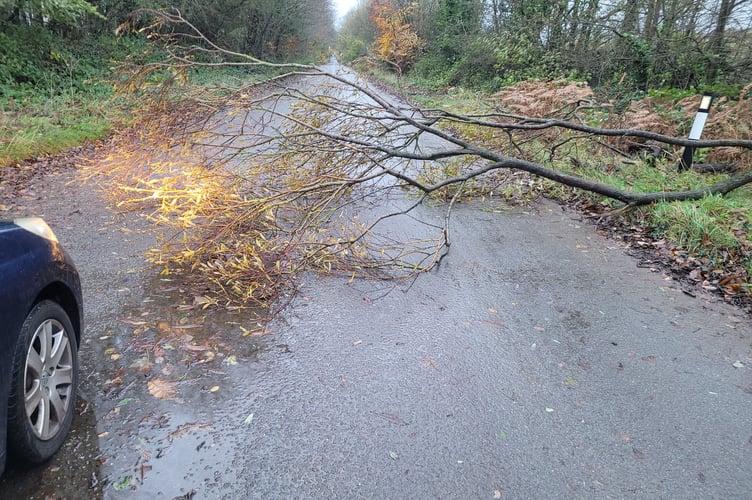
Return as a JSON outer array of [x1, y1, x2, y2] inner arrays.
[[7, 300, 78, 464]]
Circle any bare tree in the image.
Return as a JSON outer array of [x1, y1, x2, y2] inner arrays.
[[707, 0, 748, 81]]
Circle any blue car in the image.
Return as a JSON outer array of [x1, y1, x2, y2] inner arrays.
[[0, 218, 83, 476]]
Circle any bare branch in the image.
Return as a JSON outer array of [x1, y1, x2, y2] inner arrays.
[[104, 9, 752, 308]]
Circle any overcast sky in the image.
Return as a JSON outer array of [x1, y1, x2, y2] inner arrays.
[[333, 0, 356, 20]]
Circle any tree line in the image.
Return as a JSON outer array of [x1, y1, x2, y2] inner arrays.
[[4, 0, 749, 97], [338, 0, 752, 93], [0, 0, 335, 97]]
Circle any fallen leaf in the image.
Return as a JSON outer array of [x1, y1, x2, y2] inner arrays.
[[224, 355, 238, 366], [166, 422, 211, 442], [244, 413, 254, 425], [117, 397, 134, 407], [388, 450, 399, 460], [193, 295, 213, 308], [641, 356, 656, 364], [113, 476, 133, 491], [493, 490, 502, 499], [118, 317, 148, 326], [420, 358, 438, 368], [243, 328, 271, 337], [210, 385, 220, 393], [545, 407, 554, 413], [480, 320, 505, 329], [633, 447, 645, 459], [620, 434, 631, 442], [376, 412, 407, 425], [563, 376, 577, 386], [138, 462, 152, 483], [148, 378, 177, 400], [183, 344, 211, 352], [732, 361, 745, 369], [130, 357, 153, 372]]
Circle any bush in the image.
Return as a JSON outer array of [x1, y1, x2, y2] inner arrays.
[[337, 34, 369, 63], [0, 23, 60, 92], [447, 36, 500, 89]]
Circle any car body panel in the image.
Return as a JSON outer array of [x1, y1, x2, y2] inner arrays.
[[0, 220, 83, 476]]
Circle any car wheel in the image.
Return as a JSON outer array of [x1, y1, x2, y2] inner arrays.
[[7, 300, 79, 464]]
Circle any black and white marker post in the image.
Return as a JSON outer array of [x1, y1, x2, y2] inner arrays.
[[678, 94, 714, 171]]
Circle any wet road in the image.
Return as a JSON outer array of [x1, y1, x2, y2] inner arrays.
[[1, 69, 751, 499]]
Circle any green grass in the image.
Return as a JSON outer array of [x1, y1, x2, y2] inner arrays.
[[0, 92, 118, 166], [651, 194, 750, 257], [0, 61, 278, 168]]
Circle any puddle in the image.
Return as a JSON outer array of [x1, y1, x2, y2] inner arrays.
[[87, 273, 275, 496], [1, 269, 276, 498]]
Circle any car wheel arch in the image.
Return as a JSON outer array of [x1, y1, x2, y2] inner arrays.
[[33, 282, 82, 344]]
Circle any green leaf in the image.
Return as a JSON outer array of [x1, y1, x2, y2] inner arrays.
[[114, 475, 133, 491]]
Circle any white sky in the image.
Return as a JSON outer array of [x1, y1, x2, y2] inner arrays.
[[333, 0, 357, 20]]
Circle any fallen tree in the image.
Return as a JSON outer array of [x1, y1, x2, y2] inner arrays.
[[94, 9, 752, 308]]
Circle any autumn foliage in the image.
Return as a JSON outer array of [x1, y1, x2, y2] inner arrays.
[[369, 0, 424, 74]]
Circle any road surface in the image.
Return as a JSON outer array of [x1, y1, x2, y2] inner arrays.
[[1, 67, 750, 499]]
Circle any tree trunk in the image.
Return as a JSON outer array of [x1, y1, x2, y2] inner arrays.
[[707, 0, 737, 82]]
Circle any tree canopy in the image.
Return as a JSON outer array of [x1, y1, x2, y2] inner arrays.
[[0, 0, 102, 25]]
